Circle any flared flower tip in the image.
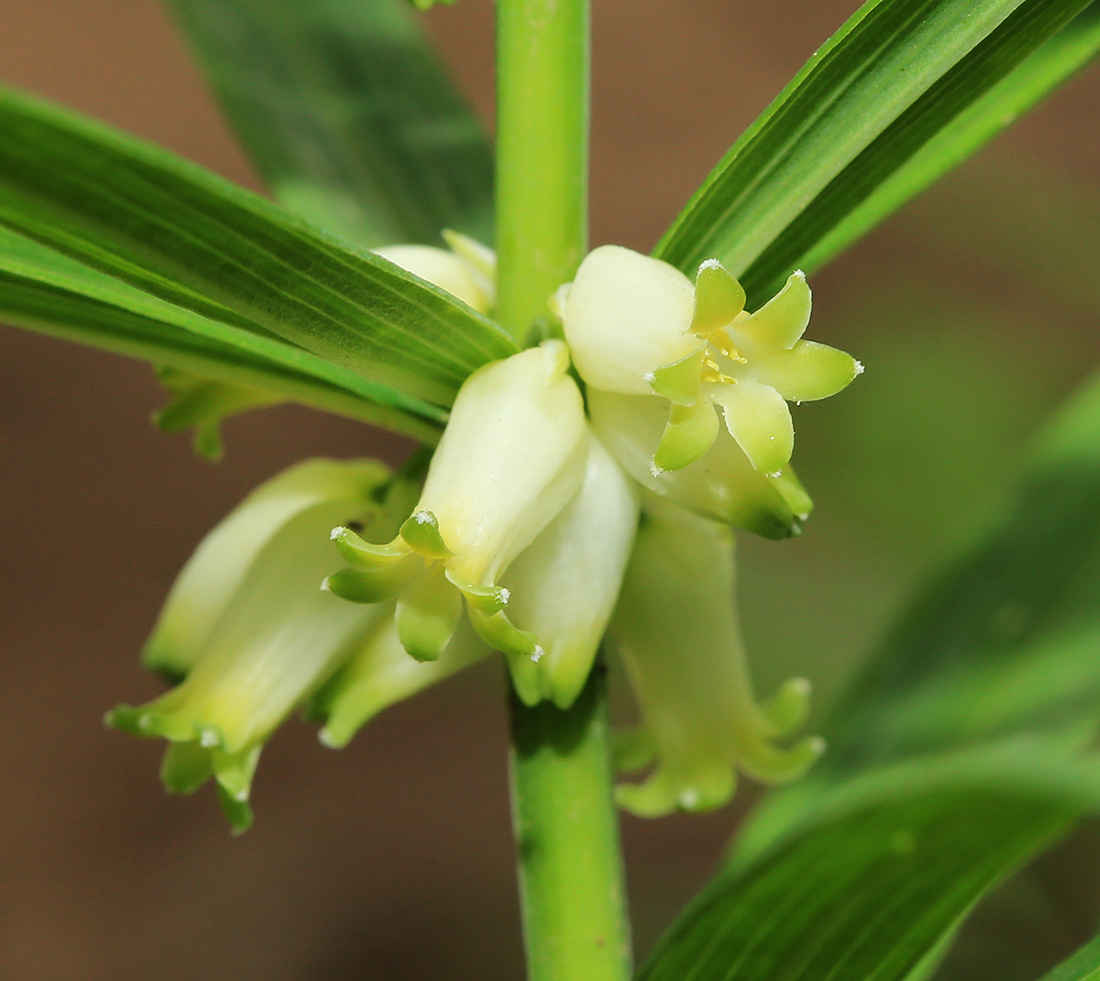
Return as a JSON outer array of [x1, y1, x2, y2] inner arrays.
[[325, 342, 590, 667]]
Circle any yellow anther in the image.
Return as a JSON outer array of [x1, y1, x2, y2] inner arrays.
[[701, 369, 736, 385], [701, 328, 746, 364]]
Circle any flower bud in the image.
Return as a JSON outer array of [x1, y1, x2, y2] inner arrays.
[[610, 495, 823, 817], [375, 230, 495, 315], [152, 367, 283, 462], [326, 341, 589, 664], [587, 388, 810, 539], [502, 432, 640, 708]]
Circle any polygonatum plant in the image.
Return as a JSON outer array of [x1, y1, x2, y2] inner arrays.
[[5, 0, 1100, 978]]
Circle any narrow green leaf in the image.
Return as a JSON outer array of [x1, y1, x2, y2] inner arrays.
[[167, 0, 494, 248], [0, 224, 446, 440], [1036, 934, 1100, 981], [654, 0, 1094, 306], [744, 0, 1100, 302], [0, 86, 517, 408], [638, 771, 1082, 981]]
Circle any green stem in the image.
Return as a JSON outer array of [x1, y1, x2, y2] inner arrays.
[[495, 0, 589, 341], [496, 2, 629, 976], [509, 665, 632, 981]]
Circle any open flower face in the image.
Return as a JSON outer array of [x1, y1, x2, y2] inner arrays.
[[326, 340, 589, 664], [610, 494, 823, 817], [562, 245, 861, 478]]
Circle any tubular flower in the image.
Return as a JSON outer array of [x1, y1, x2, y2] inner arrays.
[[609, 494, 823, 817], [500, 431, 640, 708], [109, 458, 483, 832], [325, 340, 589, 665], [374, 230, 496, 315], [560, 244, 861, 479]]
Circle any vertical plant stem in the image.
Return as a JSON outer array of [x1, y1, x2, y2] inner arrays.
[[509, 666, 632, 981], [495, 0, 589, 341], [496, 1, 629, 977]]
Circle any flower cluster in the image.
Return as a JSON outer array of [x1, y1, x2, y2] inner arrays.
[[111, 238, 859, 827]]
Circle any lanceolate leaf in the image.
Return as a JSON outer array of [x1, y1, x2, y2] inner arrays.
[[167, 0, 494, 248], [654, 0, 1095, 306], [0, 224, 446, 440], [1036, 934, 1100, 981], [0, 87, 516, 408], [743, 0, 1100, 302]]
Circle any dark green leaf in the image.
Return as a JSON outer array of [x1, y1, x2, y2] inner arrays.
[[1036, 933, 1100, 981], [743, 1, 1100, 303], [0, 86, 516, 408], [654, 0, 1095, 306], [0, 223, 446, 440], [638, 745, 1098, 981], [167, 0, 494, 248], [784, 2, 1100, 295]]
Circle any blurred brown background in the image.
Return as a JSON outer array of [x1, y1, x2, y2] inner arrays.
[[2, 1, 1100, 978]]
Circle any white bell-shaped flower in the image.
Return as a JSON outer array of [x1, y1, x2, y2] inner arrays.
[[501, 431, 640, 708], [610, 494, 823, 817], [110, 458, 401, 831], [326, 340, 589, 665]]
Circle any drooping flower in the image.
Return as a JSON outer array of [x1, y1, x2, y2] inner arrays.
[[560, 245, 861, 478], [500, 431, 640, 707], [325, 340, 589, 666], [609, 493, 823, 817], [110, 457, 485, 831]]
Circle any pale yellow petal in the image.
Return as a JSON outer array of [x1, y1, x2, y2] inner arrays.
[[731, 271, 811, 352], [754, 340, 862, 402], [712, 378, 794, 475]]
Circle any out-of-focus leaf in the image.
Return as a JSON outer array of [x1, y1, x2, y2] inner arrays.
[[0, 224, 446, 440], [1036, 933, 1100, 981], [654, 0, 1096, 307], [168, 0, 493, 248], [819, 367, 1100, 777], [0, 87, 516, 408], [638, 740, 1100, 981]]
